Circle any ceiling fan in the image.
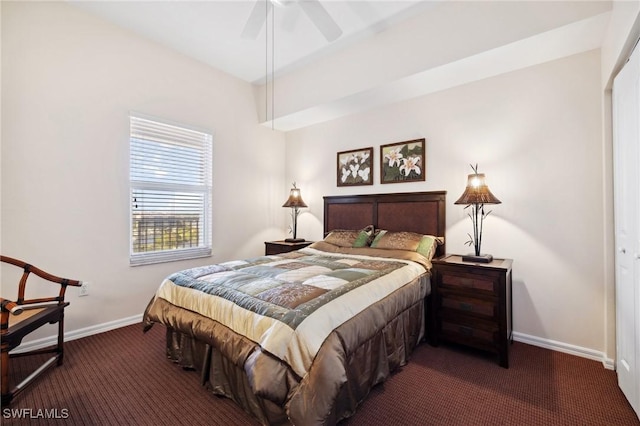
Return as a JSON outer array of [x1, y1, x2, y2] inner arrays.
[[241, 0, 343, 42]]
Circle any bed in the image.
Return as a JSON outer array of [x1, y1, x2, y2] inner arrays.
[[143, 191, 446, 425]]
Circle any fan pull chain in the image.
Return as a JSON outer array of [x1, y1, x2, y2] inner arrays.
[[265, 0, 268, 127], [271, 1, 275, 130], [264, 0, 276, 130]]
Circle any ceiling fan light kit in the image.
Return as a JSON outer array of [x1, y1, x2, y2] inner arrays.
[[242, 0, 343, 42]]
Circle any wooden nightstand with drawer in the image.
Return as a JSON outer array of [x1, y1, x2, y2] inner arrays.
[[430, 255, 513, 368]]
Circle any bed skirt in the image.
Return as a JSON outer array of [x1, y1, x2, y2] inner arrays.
[[159, 294, 426, 426]]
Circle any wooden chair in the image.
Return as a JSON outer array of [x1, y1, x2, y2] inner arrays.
[[1, 255, 82, 405]]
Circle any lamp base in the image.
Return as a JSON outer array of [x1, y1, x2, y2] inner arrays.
[[461, 254, 494, 263], [285, 238, 305, 243]]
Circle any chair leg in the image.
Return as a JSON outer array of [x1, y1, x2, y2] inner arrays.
[[56, 313, 65, 366], [1, 341, 13, 405]]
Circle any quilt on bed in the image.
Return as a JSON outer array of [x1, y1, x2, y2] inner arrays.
[[147, 247, 428, 379]]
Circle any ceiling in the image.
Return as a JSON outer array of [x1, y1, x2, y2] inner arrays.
[[70, 0, 435, 84], [69, 1, 613, 131]]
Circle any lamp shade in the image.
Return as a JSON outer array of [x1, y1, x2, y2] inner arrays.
[[454, 173, 501, 205], [282, 187, 307, 208]]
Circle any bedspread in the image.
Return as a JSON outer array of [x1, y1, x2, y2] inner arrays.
[[144, 246, 431, 424], [148, 247, 427, 378]]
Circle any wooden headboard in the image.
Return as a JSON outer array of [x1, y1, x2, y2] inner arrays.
[[323, 191, 446, 257]]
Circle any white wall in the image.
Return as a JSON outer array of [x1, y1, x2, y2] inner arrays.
[[285, 50, 607, 360], [0, 2, 286, 340]]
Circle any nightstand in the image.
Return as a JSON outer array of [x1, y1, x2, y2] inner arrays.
[[265, 240, 314, 255], [430, 254, 513, 368]]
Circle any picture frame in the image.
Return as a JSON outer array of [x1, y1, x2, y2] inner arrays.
[[380, 138, 425, 184], [337, 147, 374, 187]]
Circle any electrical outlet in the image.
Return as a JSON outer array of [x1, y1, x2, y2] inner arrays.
[[79, 281, 89, 297]]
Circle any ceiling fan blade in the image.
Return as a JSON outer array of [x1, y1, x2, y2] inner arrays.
[[241, 0, 273, 39], [298, 0, 342, 42]]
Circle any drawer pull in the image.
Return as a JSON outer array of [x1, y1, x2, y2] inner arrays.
[[459, 326, 474, 336], [459, 302, 473, 311]]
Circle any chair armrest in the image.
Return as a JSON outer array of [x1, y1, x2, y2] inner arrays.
[[1, 298, 24, 334], [0, 298, 24, 315]]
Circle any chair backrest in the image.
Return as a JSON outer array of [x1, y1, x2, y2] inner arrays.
[[1, 256, 82, 306]]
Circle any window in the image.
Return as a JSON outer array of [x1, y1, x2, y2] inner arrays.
[[129, 114, 212, 266]]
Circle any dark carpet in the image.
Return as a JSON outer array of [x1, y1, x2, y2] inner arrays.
[[2, 323, 638, 425]]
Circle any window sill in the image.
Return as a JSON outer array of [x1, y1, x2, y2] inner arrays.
[[129, 248, 212, 266]]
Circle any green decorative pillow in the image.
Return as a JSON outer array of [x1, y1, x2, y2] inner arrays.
[[415, 235, 442, 260]]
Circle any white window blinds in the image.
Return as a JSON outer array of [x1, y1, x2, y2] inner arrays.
[[129, 114, 212, 266]]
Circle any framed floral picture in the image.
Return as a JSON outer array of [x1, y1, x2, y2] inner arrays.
[[380, 138, 425, 184], [337, 147, 373, 186]]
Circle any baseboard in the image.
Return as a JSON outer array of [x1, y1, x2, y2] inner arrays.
[[11, 314, 144, 354], [513, 331, 615, 370], [13, 316, 616, 370]]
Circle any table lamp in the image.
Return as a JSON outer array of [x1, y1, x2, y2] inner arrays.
[[282, 182, 307, 243], [454, 164, 501, 263]]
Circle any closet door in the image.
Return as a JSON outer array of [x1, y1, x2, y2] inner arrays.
[[613, 41, 640, 419]]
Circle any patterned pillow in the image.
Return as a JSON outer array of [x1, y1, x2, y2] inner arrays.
[[370, 230, 443, 260], [324, 225, 374, 248]]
